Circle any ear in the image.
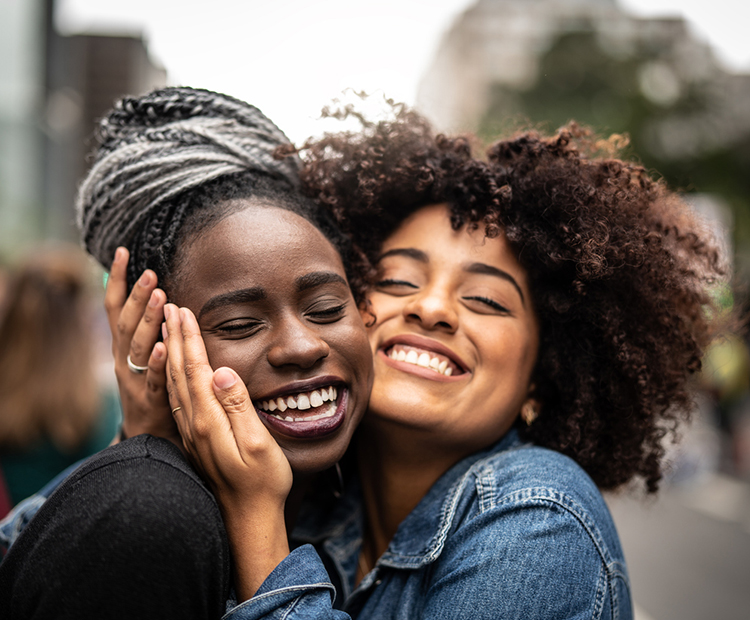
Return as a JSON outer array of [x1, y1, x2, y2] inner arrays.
[[521, 383, 540, 426], [358, 298, 377, 328], [520, 399, 540, 426]]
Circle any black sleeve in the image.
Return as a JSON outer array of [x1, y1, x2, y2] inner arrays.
[[0, 435, 231, 620]]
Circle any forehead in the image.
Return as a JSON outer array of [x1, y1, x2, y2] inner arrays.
[[382, 204, 519, 268], [172, 203, 346, 308]]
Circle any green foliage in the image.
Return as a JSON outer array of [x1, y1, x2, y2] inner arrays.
[[478, 30, 750, 280]]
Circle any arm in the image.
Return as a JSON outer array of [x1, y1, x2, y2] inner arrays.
[[164, 304, 293, 600]]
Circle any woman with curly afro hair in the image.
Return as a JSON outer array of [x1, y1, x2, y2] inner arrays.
[[163, 103, 726, 620]]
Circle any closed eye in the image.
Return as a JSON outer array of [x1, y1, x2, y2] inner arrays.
[[462, 296, 510, 314], [376, 279, 419, 290], [308, 303, 348, 322], [214, 319, 264, 338]]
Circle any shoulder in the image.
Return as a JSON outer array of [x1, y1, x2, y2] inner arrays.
[[6, 435, 227, 558], [0, 435, 230, 618], [430, 442, 631, 618], [456, 442, 623, 559]]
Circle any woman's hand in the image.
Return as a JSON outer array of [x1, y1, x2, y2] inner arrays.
[[163, 303, 292, 599], [106, 247, 178, 445]]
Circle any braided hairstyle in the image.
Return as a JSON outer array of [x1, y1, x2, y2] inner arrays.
[[76, 87, 357, 299], [300, 105, 726, 492]]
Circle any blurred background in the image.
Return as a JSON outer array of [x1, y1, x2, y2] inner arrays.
[[0, 0, 748, 617]]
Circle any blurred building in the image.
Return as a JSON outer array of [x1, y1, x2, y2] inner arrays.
[[417, 0, 750, 280], [0, 0, 165, 256]]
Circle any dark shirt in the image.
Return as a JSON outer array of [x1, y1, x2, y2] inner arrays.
[[0, 435, 230, 620]]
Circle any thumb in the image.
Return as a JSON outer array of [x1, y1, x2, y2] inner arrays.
[[212, 367, 253, 416]]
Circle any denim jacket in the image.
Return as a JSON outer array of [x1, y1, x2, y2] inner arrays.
[[227, 430, 632, 620], [1, 431, 632, 620]]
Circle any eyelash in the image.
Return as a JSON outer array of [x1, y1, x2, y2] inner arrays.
[[216, 321, 262, 335], [376, 279, 418, 289], [308, 303, 347, 320], [463, 296, 509, 313]]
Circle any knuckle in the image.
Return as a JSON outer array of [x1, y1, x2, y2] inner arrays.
[[129, 341, 145, 359], [182, 361, 204, 381]]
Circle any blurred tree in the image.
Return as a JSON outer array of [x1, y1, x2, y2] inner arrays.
[[478, 30, 750, 279]]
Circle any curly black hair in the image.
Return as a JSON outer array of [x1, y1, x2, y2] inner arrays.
[[298, 104, 726, 492]]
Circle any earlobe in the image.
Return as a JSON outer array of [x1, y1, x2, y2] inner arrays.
[[520, 399, 540, 426]]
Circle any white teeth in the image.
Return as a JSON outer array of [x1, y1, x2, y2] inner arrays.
[[259, 386, 339, 417], [389, 347, 457, 377], [267, 400, 337, 423], [297, 394, 311, 410]]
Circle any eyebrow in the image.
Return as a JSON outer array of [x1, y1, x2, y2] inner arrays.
[[378, 247, 525, 305], [377, 248, 428, 263], [199, 287, 266, 320], [296, 271, 348, 292], [465, 262, 525, 305]]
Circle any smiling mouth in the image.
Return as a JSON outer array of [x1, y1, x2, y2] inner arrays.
[[384, 345, 464, 377], [255, 386, 339, 422]]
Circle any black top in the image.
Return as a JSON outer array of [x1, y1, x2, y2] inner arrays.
[[0, 435, 231, 620]]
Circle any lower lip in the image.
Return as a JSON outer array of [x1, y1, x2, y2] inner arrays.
[[378, 350, 466, 382], [257, 388, 348, 439]]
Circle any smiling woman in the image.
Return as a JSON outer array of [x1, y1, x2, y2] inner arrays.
[[0, 87, 372, 619]]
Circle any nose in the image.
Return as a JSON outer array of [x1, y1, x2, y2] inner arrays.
[[266, 315, 330, 369], [403, 284, 458, 333]]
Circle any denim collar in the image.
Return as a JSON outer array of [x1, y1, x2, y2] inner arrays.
[[292, 429, 524, 571]]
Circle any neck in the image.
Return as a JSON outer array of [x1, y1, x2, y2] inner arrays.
[[355, 421, 461, 562]]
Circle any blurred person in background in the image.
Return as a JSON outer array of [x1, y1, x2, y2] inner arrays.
[[0, 244, 121, 513]]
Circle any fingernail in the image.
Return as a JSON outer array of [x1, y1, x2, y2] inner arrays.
[[153, 344, 165, 360], [138, 271, 152, 287], [163, 304, 172, 320], [148, 290, 160, 308], [214, 368, 237, 390], [114, 247, 125, 262], [161, 322, 167, 340]]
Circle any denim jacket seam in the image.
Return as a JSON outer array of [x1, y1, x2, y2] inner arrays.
[[495, 488, 614, 566], [221, 583, 336, 619]]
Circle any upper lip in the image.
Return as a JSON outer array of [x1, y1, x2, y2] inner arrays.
[[379, 334, 469, 373], [254, 375, 344, 401]]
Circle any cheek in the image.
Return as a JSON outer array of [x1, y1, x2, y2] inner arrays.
[[202, 338, 263, 380]]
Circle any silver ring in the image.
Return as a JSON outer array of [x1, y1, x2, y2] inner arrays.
[[171, 407, 182, 415], [126, 354, 149, 374]]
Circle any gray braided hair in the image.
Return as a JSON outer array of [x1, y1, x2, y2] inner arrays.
[[76, 87, 302, 287]]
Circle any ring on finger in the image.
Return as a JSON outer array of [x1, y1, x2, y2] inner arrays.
[[171, 406, 182, 415], [126, 354, 149, 374]]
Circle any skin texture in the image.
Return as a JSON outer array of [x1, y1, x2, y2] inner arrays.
[[364, 204, 539, 463], [168, 201, 373, 475], [355, 204, 540, 571]]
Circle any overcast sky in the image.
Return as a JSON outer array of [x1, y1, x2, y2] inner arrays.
[[57, 0, 750, 142]]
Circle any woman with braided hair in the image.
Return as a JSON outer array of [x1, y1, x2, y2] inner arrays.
[[0, 87, 373, 619]]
